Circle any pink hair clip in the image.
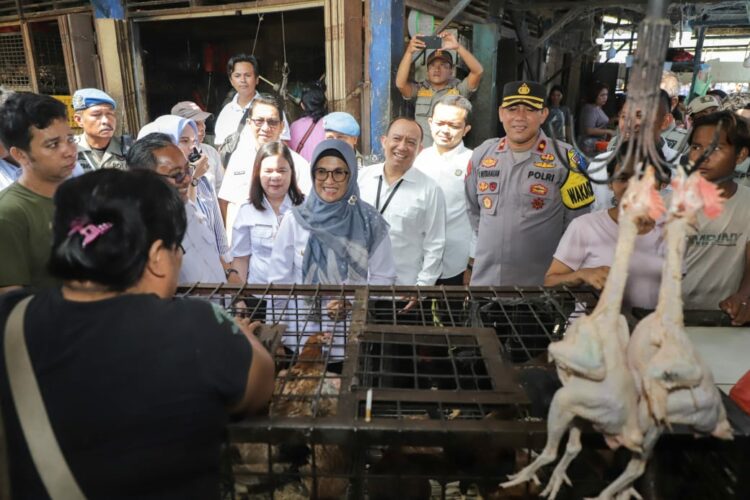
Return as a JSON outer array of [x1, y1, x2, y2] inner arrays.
[[68, 220, 114, 248]]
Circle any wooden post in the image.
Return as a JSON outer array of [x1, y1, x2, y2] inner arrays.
[[367, 0, 403, 160], [324, 0, 362, 121], [468, 22, 499, 147], [20, 22, 39, 93]]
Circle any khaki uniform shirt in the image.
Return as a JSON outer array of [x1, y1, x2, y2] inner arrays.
[[465, 132, 594, 286], [74, 134, 127, 172], [407, 78, 473, 148]]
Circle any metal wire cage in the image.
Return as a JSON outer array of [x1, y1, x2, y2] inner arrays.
[[175, 284, 604, 499]]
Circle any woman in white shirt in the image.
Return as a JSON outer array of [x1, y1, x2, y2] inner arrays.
[[268, 139, 397, 285], [267, 139, 397, 358], [230, 142, 304, 283]]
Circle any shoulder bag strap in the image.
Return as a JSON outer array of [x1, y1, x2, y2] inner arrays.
[[294, 119, 318, 154], [221, 107, 252, 165], [4, 296, 86, 500]]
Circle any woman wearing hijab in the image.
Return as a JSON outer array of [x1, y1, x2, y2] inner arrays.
[[267, 139, 396, 357], [268, 139, 396, 285]]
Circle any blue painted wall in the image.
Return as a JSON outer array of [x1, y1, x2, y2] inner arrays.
[[368, 0, 404, 159], [90, 0, 124, 19]]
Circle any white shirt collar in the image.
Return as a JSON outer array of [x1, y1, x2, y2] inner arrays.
[[427, 142, 468, 161], [369, 162, 420, 183], [230, 92, 258, 112]]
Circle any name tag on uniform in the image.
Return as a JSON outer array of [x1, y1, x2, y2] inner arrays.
[[234, 170, 246, 176]]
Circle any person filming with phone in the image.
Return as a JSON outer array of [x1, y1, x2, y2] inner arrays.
[[396, 31, 483, 147]]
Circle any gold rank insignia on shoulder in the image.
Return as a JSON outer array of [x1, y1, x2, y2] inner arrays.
[[536, 141, 546, 152], [533, 161, 555, 169], [482, 196, 493, 209], [518, 83, 531, 95], [447, 89, 460, 96], [481, 157, 497, 168], [540, 153, 554, 162], [417, 88, 434, 97]]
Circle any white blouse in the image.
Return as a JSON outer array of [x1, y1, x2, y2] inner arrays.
[[230, 195, 292, 284], [266, 212, 397, 286], [265, 211, 397, 358]]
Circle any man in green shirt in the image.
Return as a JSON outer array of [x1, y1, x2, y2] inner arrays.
[[0, 92, 78, 292]]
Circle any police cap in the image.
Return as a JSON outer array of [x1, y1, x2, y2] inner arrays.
[[72, 88, 116, 111], [501, 81, 546, 110]]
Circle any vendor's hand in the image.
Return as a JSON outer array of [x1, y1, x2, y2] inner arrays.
[[720, 294, 750, 326], [234, 317, 262, 337], [192, 153, 210, 180], [398, 295, 419, 314], [439, 31, 460, 50], [576, 266, 610, 290], [406, 35, 426, 54]]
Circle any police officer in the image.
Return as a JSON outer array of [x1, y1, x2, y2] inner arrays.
[[395, 31, 483, 148], [323, 111, 365, 168], [72, 88, 126, 172], [465, 81, 594, 286]]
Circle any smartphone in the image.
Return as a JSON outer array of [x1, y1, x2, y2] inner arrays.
[[188, 147, 201, 163], [418, 35, 442, 50]]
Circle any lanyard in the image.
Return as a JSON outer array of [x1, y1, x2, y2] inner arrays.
[[375, 176, 404, 215]]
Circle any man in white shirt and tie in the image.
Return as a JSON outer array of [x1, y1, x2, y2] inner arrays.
[[358, 118, 446, 285], [414, 95, 475, 285]]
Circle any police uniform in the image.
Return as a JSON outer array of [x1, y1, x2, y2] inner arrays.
[[407, 51, 474, 148], [74, 134, 126, 172], [71, 88, 126, 172], [465, 81, 594, 286]]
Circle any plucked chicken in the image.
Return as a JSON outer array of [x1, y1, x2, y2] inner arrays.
[[596, 170, 733, 499], [500, 168, 665, 499]]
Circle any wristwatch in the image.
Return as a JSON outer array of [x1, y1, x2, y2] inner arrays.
[[225, 268, 239, 278]]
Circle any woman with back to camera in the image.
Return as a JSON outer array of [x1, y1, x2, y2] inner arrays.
[[0, 169, 274, 499], [288, 81, 328, 162], [230, 141, 304, 283]]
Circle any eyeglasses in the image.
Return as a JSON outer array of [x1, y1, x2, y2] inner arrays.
[[157, 165, 193, 184], [179, 243, 187, 255], [250, 117, 281, 128], [313, 168, 349, 182]]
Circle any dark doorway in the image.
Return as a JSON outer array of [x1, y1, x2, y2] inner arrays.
[[137, 8, 325, 133]]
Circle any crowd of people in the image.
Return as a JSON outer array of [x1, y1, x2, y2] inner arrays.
[[1, 34, 750, 497]]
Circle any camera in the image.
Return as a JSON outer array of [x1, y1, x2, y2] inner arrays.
[[188, 147, 201, 163], [417, 35, 442, 50]]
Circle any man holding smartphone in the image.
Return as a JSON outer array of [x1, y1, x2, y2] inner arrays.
[[396, 31, 483, 148]]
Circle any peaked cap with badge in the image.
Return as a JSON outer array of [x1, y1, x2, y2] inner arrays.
[[464, 82, 593, 287], [501, 81, 547, 110]]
